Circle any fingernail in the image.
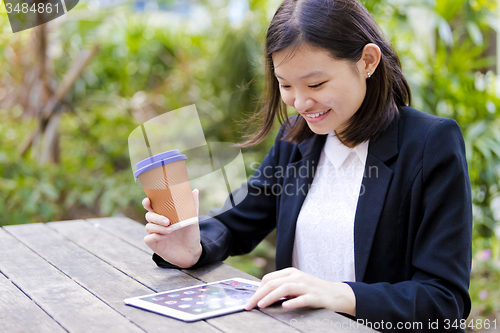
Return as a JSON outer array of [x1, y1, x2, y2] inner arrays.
[[162, 218, 169, 225]]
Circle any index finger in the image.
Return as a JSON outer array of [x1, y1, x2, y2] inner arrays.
[[245, 269, 296, 310], [260, 267, 296, 284], [142, 197, 154, 213]]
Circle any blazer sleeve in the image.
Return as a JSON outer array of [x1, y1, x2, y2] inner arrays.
[[344, 118, 473, 332], [153, 124, 287, 269]]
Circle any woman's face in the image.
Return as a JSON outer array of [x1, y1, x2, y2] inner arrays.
[[273, 44, 368, 137]]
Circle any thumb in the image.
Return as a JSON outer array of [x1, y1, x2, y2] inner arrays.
[[192, 188, 199, 215]]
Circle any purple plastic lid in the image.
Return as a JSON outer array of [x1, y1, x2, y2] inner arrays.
[[134, 149, 187, 178]]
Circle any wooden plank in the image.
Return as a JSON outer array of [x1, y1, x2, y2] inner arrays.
[[5, 223, 219, 333], [85, 217, 153, 255], [50, 219, 298, 333], [184, 261, 260, 283], [48, 220, 200, 291], [206, 308, 298, 333], [0, 227, 143, 333], [261, 306, 377, 332], [85, 217, 259, 283], [83, 218, 373, 332], [0, 272, 66, 333]]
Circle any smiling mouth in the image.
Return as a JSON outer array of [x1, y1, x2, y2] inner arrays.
[[303, 109, 331, 119]]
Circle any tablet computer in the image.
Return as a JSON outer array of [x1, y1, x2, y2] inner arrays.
[[124, 278, 260, 322]]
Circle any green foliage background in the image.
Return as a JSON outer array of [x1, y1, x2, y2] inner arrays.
[[1, 0, 499, 323]]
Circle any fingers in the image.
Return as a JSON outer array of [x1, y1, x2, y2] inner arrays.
[[192, 189, 199, 215], [282, 295, 312, 309], [245, 275, 293, 310], [245, 269, 349, 314], [142, 197, 153, 212], [145, 222, 174, 235], [260, 267, 296, 284], [144, 233, 168, 246], [144, 189, 198, 220], [145, 211, 170, 227], [259, 281, 303, 308], [245, 268, 300, 311]]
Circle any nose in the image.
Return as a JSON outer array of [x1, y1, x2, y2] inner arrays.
[[294, 93, 315, 113]]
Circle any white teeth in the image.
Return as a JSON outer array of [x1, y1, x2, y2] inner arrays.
[[305, 110, 329, 118]]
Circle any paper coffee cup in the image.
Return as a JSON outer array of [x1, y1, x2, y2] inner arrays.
[[134, 149, 198, 230]]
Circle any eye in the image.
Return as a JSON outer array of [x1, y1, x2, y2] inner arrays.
[[280, 84, 291, 89], [309, 81, 327, 89]]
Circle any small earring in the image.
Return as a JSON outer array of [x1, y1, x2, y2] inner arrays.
[[367, 72, 371, 79]]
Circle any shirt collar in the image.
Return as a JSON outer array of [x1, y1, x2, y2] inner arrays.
[[323, 132, 369, 169]]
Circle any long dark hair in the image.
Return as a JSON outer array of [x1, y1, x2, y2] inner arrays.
[[238, 0, 411, 148]]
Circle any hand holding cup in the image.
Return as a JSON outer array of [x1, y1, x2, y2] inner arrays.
[[143, 189, 202, 268]]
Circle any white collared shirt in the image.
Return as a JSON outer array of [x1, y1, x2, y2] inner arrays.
[[291, 132, 369, 282]]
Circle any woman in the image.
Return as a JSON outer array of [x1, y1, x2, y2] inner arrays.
[[143, 0, 472, 331]]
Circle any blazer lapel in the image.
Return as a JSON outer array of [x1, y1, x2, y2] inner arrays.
[[275, 116, 399, 275], [354, 117, 399, 281], [275, 133, 326, 270]]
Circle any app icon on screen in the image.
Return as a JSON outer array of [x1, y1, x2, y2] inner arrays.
[[168, 294, 180, 298], [181, 298, 193, 301], [165, 301, 177, 305], [178, 304, 191, 308]]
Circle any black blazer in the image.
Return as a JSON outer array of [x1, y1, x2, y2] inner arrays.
[[154, 106, 472, 332]]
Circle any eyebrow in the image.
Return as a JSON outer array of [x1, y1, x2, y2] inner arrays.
[[274, 70, 326, 80]]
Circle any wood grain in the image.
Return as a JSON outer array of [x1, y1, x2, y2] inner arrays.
[[0, 218, 376, 332], [48, 220, 194, 291], [85, 217, 153, 255], [206, 308, 298, 333], [261, 306, 377, 332], [49, 219, 294, 333], [81, 218, 373, 332], [0, 272, 66, 333], [85, 217, 259, 283], [5, 222, 219, 333], [0, 227, 143, 333]]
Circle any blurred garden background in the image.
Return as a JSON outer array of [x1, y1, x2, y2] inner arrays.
[[1, 0, 499, 328]]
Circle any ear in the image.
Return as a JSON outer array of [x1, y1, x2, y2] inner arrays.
[[358, 43, 381, 79]]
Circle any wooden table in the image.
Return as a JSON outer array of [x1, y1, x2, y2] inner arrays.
[[0, 217, 376, 332]]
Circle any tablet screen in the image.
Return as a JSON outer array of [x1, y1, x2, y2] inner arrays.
[[138, 279, 258, 315]]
